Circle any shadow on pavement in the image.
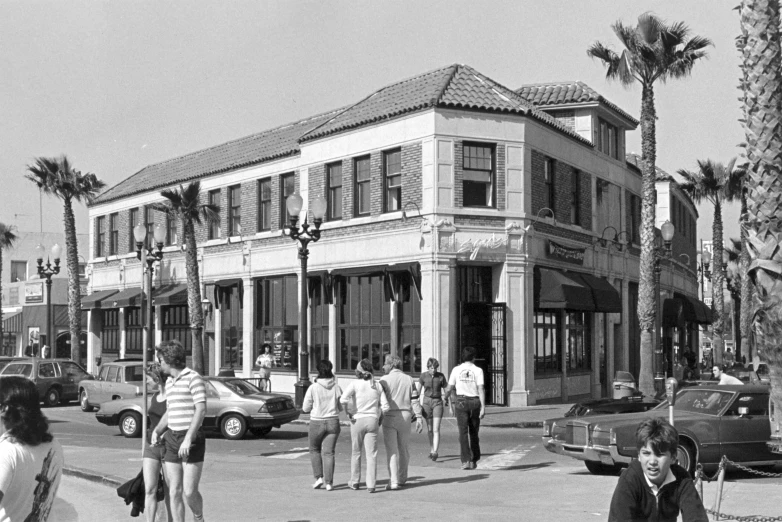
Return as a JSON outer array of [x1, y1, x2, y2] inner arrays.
[[398, 473, 490, 489], [494, 462, 556, 472]]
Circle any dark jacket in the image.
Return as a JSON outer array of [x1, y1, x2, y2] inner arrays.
[[117, 470, 145, 517], [608, 460, 708, 522]]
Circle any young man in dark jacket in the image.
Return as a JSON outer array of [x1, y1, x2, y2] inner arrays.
[[608, 418, 707, 522]]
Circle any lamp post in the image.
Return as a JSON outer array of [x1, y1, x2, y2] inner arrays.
[[654, 220, 676, 393], [133, 222, 166, 456], [284, 193, 327, 409], [697, 250, 712, 302], [35, 243, 62, 358]]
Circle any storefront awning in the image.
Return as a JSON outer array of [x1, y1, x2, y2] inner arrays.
[[81, 289, 119, 310], [154, 284, 188, 306], [2, 311, 22, 333], [679, 295, 713, 324], [663, 298, 685, 328], [107, 288, 144, 308], [535, 268, 622, 313], [576, 273, 622, 313], [212, 279, 244, 310]]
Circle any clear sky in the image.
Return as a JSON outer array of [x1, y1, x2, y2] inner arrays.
[[1, 0, 742, 250]]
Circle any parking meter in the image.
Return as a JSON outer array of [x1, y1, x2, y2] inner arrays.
[[666, 377, 678, 426]]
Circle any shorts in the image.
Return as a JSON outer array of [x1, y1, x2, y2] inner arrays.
[[143, 436, 166, 461], [258, 368, 271, 379], [163, 429, 206, 464], [421, 397, 444, 426]]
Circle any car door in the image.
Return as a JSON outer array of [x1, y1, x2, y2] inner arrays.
[[203, 381, 222, 429], [36, 362, 58, 400], [59, 361, 91, 400], [95, 365, 120, 404], [719, 392, 774, 463]]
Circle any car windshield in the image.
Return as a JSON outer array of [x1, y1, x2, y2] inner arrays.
[[1, 363, 32, 378], [655, 389, 735, 415], [218, 378, 263, 396]]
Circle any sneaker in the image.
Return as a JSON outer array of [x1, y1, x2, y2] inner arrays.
[[325, 483, 333, 491], [367, 488, 375, 494], [461, 462, 471, 470], [431, 452, 438, 462], [470, 461, 477, 470], [348, 482, 359, 491], [384, 484, 400, 491], [312, 478, 323, 489]]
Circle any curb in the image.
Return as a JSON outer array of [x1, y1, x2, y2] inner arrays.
[[290, 419, 544, 429], [64, 465, 123, 489]]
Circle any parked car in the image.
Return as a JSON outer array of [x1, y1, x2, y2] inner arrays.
[[564, 396, 661, 417], [726, 368, 763, 384], [95, 377, 300, 440], [0, 357, 20, 372], [0, 358, 93, 406], [79, 360, 155, 412], [543, 384, 782, 476]]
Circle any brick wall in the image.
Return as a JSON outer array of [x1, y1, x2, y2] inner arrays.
[[531, 149, 591, 229], [453, 142, 464, 207], [369, 153, 382, 216], [342, 158, 354, 220], [241, 181, 256, 235], [496, 144, 506, 211], [309, 164, 326, 218], [577, 169, 592, 231], [453, 216, 506, 227], [401, 143, 422, 210], [546, 110, 576, 132]]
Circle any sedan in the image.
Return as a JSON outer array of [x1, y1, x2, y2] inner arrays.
[[543, 384, 782, 476], [564, 396, 661, 417], [95, 377, 299, 440]]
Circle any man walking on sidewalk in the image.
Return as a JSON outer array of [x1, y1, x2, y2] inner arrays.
[[445, 347, 485, 470]]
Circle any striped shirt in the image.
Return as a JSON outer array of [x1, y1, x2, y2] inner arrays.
[[165, 368, 206, 432]]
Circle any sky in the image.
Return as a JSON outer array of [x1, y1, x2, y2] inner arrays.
[[0, 0, 744, 249]]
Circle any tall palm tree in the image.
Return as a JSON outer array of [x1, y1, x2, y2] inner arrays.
[[0, 223, 18, 353], [156, 181, 218, 375], [725, 239, 743, 359], [738, 0, 782, 451], [588, 13, 712, 397], [25, 156, 105, 363], [677, 159, 745, 366]]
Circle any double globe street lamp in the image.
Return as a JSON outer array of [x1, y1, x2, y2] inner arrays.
[[284, 193, 327, 408], [35, 243, 62, 358]]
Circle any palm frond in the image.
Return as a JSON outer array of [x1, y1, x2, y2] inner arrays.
[[0, 223, 18, 249], [636, 12, 664, 44]]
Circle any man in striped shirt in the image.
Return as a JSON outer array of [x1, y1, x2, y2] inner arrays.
[[151, 340, 206, 522]]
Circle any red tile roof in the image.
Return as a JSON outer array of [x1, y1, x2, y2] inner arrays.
[[516, 81, 638, 126]]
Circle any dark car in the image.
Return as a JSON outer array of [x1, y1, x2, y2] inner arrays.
[[564, 396, 661, 417], [0, 358, 93, 406], [543, 384, 782, 476]]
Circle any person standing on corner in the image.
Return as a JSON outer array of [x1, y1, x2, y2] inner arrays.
[[255, 343, 274, 392], [379, 354, 423, 491], [150, 340, 207, 522], [302, 359, 342, 492], [444, 346, 485, 470]]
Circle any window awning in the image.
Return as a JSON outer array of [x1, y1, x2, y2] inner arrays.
[[81, 289, 119, 310], [154, 284, 188, 306], [576, 273, 622, 313], [534, 268, 622, 313], [212, 279, 244, 310], [2, 311, 22, 333], [679, 295, 713, 324], [107, 288, 144, 308]]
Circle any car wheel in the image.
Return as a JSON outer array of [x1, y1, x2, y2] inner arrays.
[[677, 440, 696, 477], [250, 426, 273, 438], [220, 414, 247, 440], [119, 412, 142, 438], [80, 391, 94, 412], [44, 387, 61, 407], [585, 460, 622, 475]]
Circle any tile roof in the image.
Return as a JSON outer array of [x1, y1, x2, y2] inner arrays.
[[516, 81, 638, 126], [93, 109, 343, 204]]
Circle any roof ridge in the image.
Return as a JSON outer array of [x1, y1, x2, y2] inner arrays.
[[431, 64, 460, 106]]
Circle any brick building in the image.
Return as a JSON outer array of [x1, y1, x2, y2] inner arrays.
[[85, 65, 707, 405]]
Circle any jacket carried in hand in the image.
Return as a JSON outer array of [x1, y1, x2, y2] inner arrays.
[[608, 460, 708, 522]]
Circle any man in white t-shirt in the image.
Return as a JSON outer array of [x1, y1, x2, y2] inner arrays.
[[444, 347, 485, 470], [712, 365, 743, 385]]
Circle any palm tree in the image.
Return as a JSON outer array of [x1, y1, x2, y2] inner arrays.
[[725, 239, 743, 359], [677, 159, 745, 366], [588, 13, 712, 397], [25, 156, 105, 363], [0, 223, 18, 353], [155, 181, 218, 375], [738, 0, 782, 451]]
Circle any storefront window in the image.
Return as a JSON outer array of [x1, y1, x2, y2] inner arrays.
[[101, 309, 119, 355], [534, 311, 560, 374], [566, 312, 591, 371], [2, 334, 16, 357], [256, 276, 298, 372], [399, 279, 421, 373], [161, 305, 192, 355], [124, 307, 147, 354], [310, 278, 329, 371], [337, 276, 390, 372]]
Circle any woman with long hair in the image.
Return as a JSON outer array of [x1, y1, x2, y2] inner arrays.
[[302, 359, 342, 491], [340, 358, 389, 493], [144, 362, 173, 522], [255, 343, 274, 392], [416, 357, 448, 461], [0, 376, 64, 521]]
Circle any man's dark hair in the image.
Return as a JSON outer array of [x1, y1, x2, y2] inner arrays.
[[316, 359, 334, 379], [635, 417, 678, 455], [461, 346, 476, 363], [157, 339, 186, 370], [0, 376, 53, 446]]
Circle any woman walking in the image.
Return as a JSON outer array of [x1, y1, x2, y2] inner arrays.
[[340, 359, 389, 493], [302, 360, 342, 491], [144, 362, 173, 522], [255, 344, 274, 392], [416, 357, 448, 461], [0, 376, 64, 521]]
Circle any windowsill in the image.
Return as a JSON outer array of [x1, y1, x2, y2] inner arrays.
[[253, 230, 284, 239], [204, 238, 228, 247]]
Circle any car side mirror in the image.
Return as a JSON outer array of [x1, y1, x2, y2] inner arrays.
[[738, 406, 750, 417]]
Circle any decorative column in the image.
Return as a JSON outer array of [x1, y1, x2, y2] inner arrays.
[[242, 278, 254, 377]]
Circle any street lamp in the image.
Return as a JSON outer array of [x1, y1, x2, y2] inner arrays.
[[284, 193, 327, 408], [35, 243, 62, 358], [134, 221, 165, 456], [653, 220, 676, 392], [697, 250, 712, 300]]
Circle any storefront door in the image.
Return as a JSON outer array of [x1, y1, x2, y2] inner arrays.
[[458, 302, 507, 406]]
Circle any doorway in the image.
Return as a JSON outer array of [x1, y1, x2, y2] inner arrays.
[[458, 302, 507, 406]]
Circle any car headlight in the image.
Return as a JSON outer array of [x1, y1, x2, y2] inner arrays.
[[610, 430, 617, 445], [543, 421, 552, 437]]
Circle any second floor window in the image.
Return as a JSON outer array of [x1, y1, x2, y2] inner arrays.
[[96, 216, 105, 257], [544, 158, 555, 212], [166, 213, 178, 246], [463, 143, 495, 207], [280, 173, 295, 227], [128, 208, 140, 252], [228, 185, 241, 236], [384, 150, 402, 212], [598, 118, 619, 159], [208, 190, 221, 239], [570, 171, 580, 226], [109, 213, 119, 255], [10, 261, 27, 282], [258, 179, 272, 231], [327, 162, 342, 221], [354, 156, 370, 216], [145, 207, 154, 245]]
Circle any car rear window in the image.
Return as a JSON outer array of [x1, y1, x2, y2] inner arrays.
[[2, 363, 32, 378], [106, 366, 120, 382], [125, 365, 144, 383]]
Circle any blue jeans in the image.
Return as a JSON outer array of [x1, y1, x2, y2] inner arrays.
[[309, 418, 341, 484], [454, 396, 481, 464]]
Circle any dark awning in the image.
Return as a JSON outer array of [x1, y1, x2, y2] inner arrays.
[[154, 284, 188, 306], [81, 289, 119, 310], [212, 279, 244, 310], [663, 298, 685, 328], [107, 288, 144, 308], [680, 295, 713, 324], [576, 273, 622, 313], [2, 311, 22, 333], [535, 268, 596, 311]]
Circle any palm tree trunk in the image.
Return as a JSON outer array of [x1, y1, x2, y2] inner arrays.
[[0, 249, 4, 352], [63, 197, 82, 363], [739, 193, 753, 361], [711, 201, 725, 365], [183, 218, 205, 375], [739, 0, 782, 452], [637, 84, 658, 398]]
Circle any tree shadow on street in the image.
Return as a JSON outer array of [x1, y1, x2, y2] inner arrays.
[[398, 473, 489, 489]]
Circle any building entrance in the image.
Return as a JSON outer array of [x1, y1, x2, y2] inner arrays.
[[458, 302, 507, 406]]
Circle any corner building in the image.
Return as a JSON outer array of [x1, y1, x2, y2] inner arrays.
[[86, 65, 706, 405]]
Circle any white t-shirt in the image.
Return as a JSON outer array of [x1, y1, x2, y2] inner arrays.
[[0, 435, 64, 522], [448, 362, 484, 397], [718, 373, 743, 385]]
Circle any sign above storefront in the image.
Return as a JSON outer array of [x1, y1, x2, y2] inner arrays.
[[24, 283, 43, 303], [546, 240, 585, 265]]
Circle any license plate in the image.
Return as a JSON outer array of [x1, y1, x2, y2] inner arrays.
[[599, 454, 614, 466]]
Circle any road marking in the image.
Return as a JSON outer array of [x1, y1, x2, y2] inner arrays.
[[266, 446, 309, 460], [476, 444, 533, 470]]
